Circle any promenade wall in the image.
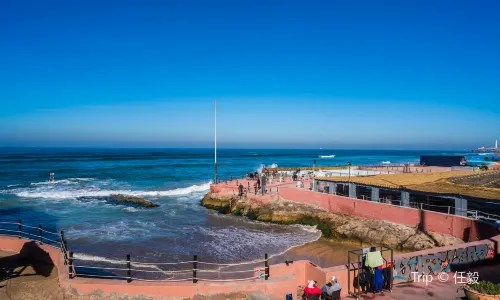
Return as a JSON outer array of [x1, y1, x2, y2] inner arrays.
[[278, 186, 498, 242], [0, 236, 296, 299]]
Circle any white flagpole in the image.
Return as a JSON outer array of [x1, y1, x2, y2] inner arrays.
[[214, 100, 217, 183]]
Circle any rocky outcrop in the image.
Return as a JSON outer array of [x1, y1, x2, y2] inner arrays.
[[109, 194, 159, 208], [200, 193, 233, 213], [201, 192, 464, 251]]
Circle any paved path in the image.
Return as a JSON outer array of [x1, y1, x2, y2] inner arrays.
[[358, 260, 500, 300], [0, 250, 62, 300], [357, 280, 465, 300]]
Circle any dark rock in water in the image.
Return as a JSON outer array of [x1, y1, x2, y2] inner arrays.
[[109, 194, 159, 208]]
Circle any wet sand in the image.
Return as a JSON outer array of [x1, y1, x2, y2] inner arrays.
[[271, 238, 406, 268]]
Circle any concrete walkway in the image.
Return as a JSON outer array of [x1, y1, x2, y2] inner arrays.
[[358, 280, 465, 300], [357, 260, 500, 300], [0, 250, 62, 300]]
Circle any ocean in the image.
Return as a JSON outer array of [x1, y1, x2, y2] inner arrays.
[[0, 148, 484, 267]]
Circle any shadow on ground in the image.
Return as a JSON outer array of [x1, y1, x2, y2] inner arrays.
[[0, 241, 62, 300]]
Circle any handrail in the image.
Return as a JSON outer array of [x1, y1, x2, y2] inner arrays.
[[0, 221, 61, 247], [0, 220, 270, 283], [302, 185, 500, 222]]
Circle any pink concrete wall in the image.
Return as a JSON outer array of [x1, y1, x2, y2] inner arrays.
[[488, 163, 500, 170], [1, 234, 500, 298], [0, 236, 296, 299], [278, 187, 499, 242]]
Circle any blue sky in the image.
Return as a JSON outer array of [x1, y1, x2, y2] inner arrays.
[[1, 0, 499, 149]]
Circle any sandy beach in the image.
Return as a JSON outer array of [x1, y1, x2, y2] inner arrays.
[[270, 238, 406, 268]]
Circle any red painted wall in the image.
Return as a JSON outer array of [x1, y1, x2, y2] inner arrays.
[[278, 187, 498, 242]]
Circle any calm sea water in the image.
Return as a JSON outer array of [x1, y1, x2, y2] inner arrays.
[[0, 148, 482, 266]]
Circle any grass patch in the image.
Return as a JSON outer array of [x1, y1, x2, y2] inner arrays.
[[469, 280, 500, 295], [245, 210, 258, 220], [232, 207, 242, 216]]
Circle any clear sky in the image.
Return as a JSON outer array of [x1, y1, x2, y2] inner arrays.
[[1, 0, 499, 149]]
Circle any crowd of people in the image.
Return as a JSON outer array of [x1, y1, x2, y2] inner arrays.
[[241, 171, 266, 196]]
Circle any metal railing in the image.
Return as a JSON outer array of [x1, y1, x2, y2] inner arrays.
[[0, 220, 270, 283], [70, 254, 269, 283], [0, 220, 61, 249], [302, 185, 500, 223]]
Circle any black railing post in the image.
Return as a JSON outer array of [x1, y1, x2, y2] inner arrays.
[[60, 230, 67, 265], [265, 253, 269, 280], [18, 220, 22, 239], [68, 251, 74, 279], [193, 255, 198, 283], [127, 254, 131, 283], [62, 230, 68, 254], [38, 225, 43, 244]]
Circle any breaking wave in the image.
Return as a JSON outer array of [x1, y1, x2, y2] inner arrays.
[[256, 163, 278, 173], [30, 178, 96, 186], [3, 182, 211, 199], [380, 161, 391, 164], [319, 155, 335, 158]]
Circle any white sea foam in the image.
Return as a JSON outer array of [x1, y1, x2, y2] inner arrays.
[[200, 224, 321, 262], [30, 178, 96, 186], [256, 163, 278, 173], [122, 207, 140, 212], [478, 153, 493, 156], [319, 155, 335, 158], [73, 253, 127, 264], [380, 161, 391, 164], [31, 179, 73, 186], [5, 182, 211, 199], [73, 253, 166, 271], [68, 178, 96, 181]]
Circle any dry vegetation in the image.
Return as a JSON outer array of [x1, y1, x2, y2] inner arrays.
[[449, 171, 500, 188], [320, 171, 500, 201]]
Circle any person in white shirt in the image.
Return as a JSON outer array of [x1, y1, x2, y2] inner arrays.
[[321, 276, 341, 297]]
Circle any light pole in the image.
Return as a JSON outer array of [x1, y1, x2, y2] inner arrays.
[[214, 100, 217, 184], [347, 161, 351, 183], [312, 160, 316, 191]]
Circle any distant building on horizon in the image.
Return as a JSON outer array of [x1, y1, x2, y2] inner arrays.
[[474, 139, 500, 152]]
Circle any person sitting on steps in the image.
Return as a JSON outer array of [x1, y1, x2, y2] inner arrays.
[[303, 280, 322, 300]]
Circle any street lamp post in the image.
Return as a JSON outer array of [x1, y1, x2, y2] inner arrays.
[[347, 162, 351, 183]]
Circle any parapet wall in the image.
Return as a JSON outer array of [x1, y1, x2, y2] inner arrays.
[[0, 236, 297, 299], [278, 186, 498, 242], [2, 233, 499, 298]]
